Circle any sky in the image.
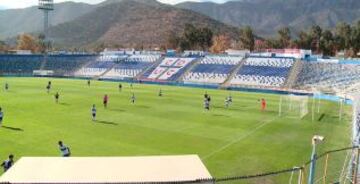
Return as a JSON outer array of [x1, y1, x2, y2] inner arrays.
[[0, 0, 231, 9]]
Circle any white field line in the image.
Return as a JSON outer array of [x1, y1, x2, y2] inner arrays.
[[203, 116, 279, 160]]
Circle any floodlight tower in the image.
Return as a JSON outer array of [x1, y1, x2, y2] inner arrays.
[[39, 0, 53, 67], [39, 0, 54, 41]]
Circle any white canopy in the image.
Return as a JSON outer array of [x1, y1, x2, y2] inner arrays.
[[0, 155, 212, 184]]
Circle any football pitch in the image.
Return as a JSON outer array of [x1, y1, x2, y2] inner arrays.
[[0, 77, 352, 179]]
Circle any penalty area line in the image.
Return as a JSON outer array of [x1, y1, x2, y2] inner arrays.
[[202, 116, 279, 160]]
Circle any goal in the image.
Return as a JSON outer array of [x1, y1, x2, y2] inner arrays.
[[279, 94, 309, 119]]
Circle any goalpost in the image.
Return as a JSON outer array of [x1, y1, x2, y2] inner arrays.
[[279, 94, 309, 119]]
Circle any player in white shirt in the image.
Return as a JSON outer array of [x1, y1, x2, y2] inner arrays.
[[0, 107, 3, 127], [5, 83, 9, 91], [58, 141, 71, 157], [131, 93, 136, 104], [91, 104, 96, 121]]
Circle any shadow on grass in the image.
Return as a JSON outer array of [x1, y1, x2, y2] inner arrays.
[[95, 120, 118, 126], [1, 126, 24, 131], [108, 108, 126, 113], [318, 113, 326, 121], [137, 105, 150, 109], [212, 114, 230, 118], [59, 103, 70, 106]]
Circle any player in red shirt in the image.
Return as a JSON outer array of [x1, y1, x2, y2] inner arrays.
[[103, 94, 109, 108], [261, 98, 267, 111]]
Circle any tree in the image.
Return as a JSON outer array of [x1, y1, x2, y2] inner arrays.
[[166, 31, 180, 50], [239, 26, 255, 51], [17, 34, 40, 53], [0, 40, 7, 52], [210, 35, 231, 53], [310, 25, 322, 53], [197, 27, 213, 50], [183, 24, 198, 49], [294, 31, 312, 49], [319, 30, 335, 56], [37, 34, 47, 53], [335, 22, 352, 52], [278, 27, 291, 48], [179, 39, 191, 51], [170, 24, 214, 51], [350, 20, 360, 57], [93, 42, 106, 53], [264, 38, 281, 49]]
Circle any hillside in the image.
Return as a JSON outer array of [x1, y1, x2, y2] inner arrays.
[[48, 0, 239, 47], [0, 2, 96, 39], [177, 0, 360, 36]]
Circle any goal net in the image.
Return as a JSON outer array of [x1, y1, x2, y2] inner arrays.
[[279, 94, 309, 119]]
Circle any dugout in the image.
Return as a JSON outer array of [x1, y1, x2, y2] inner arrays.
[[0, 155, 213, 184]]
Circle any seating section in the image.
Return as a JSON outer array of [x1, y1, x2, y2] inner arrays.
[[3, 54, 360, 93], [144, 57, 195, 81], [75, 61, 114, 77], [76, 54, 161, 78], [0, 55, 42, 74], [103, 55, 160, 79], [231, 57, 295, 87], [295, 62, 360, 91], [183, 56, 243, 84], [44, 55, 97, 76]]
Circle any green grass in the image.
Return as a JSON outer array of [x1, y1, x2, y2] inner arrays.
[[0, 77, 353, 182]]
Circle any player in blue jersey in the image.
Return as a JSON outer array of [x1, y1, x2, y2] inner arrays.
[[1, 154, 14, 172]]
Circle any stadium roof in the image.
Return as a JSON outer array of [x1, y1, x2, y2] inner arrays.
[[0, 155, 212, 184]]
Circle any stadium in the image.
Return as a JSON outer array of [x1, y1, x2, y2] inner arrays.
[[0, 0, 360, 184]]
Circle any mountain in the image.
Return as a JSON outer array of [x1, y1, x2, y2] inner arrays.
[[47, 0, 239, 47], [0, 2, 96, 39], [177, 0, 360, 36]]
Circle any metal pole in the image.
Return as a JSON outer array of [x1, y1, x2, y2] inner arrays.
[[317, 97, 321, 114], [308, 144, 317, 184], [279, 96, 283, 117], [42, 9, 49, 69], [312, 96, 315, 122], [44, 10, 48, 39], [298, 167, 303, 184], [322, 154, 329, 184], [339, 97, 344, 121], [353, 148, 360, 184]]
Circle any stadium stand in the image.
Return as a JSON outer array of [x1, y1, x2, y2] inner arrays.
[[295, 62, 360, 92], [103, 55, 161, 79], [230, 57, 295, 88], [183, 56, 243, 84], [75, 60, 114, 77], [143, 57, 196, 81], [0, 55, 42, 75], [44, 55, 98, 76]]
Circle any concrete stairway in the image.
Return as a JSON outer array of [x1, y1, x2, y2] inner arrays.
[[219, 57, 247, 89], [93, 64, 116, 80], [135, 57, 164, 80], [176, 57, 202, 82], [284, 60, 303, 89]]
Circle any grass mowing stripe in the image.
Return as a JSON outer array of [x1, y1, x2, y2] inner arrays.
[[203, 116, 279, 160]]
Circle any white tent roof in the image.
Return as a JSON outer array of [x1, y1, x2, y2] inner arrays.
[[0, 155, 212, 184]]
